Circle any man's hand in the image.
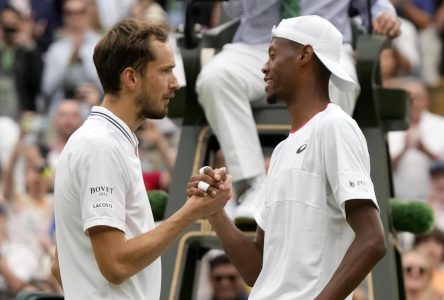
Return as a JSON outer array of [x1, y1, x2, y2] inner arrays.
[[186, 166, 233, 218], [373, 12, 401, 38], [187, 167, 228, 198]]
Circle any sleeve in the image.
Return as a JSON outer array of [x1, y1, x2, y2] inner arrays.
[[223, 0, 245, 19], [387, 131, 406, 158], [252, 144, 282, 230], [323, 116, 378, 217], [41, 42, 71, 99], [252, 182, 267, 230], [77, 140, 127, 234], [392, 18, 421, 73], [352, 0, 397, 29]]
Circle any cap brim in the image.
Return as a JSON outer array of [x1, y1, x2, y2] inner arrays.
[[315, 51, 356, 92]]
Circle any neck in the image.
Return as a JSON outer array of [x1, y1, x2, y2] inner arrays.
[[286, 80, 330, 131], [407, 286, 433, 300], [29, 190, 46, 202], [102, 94, 142, 132]]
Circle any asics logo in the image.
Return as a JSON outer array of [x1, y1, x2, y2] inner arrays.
[[296, 144, 307, 154]]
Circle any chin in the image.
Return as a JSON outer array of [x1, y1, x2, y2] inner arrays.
[[266, 93, 279, 105], [139, 109, 167, 120]]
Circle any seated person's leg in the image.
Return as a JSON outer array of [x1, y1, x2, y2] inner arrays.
[[196, 43, 268, 186]]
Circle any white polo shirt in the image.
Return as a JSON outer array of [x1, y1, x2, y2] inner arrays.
[[251, 104, 378, 300], [54, 106, 161, 300]]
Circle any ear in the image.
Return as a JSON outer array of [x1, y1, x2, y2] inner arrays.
[[299, 45, 315, 66], [120, 67, 138, 92]]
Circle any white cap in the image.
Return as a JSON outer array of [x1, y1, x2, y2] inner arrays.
[[272, 15, 356, 92]]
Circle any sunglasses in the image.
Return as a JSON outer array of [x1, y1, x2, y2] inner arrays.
[[404, 265, 429, 276], [212, 274, 238, 283]]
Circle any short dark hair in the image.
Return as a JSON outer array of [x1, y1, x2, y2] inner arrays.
[[0, 4, 22, 19], [93, 18, 169, 95], [414, 228, 444, 248], [430, 161, 444, 177], [209, 254, 231, 271]]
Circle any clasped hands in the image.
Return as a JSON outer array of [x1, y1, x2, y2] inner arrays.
[[186, 166, 232, 219]]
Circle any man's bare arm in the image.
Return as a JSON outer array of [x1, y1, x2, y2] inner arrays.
[[315, 199, 387, 300], [188, 167, 264, 286], [89, 186, 230, 285], [208, 211, 264, 286], [51, 248, 63, 288]]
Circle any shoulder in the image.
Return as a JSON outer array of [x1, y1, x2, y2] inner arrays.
[[316, 104, 368, 149], [85, 32, 103, 44], [319, 104, 360, 133], [67, 120, 122, 159], [423, 111, 444, 126], [47, 37, 70, 51]]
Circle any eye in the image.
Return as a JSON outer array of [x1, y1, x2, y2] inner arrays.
[[161, 67, 174, 75]]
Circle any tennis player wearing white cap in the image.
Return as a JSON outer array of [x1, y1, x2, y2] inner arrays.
[[189, 15, 387, 299]]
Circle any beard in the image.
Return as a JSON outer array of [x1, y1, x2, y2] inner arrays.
[[135, 89, 168, 120], [266, 92, 279, 105]]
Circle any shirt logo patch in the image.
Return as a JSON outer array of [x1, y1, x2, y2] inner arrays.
[[296, 144, 307, 154], [92, 202, 113, 209], [349, 180, 365, 188], [90, 186, 114, 196]]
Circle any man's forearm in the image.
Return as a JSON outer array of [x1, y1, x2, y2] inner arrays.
[[91, 205, 198, 284], [315, 234, 386, 300], [51, 249, 63, 289], [208, 212, 263, 286]]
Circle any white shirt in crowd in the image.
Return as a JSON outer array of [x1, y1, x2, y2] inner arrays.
[[388, 111, 444, 201]]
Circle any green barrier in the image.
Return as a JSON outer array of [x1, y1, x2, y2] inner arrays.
[[390, 199, 435, 234], [148, 190, 168, 222], [15, 291, 63, 300]]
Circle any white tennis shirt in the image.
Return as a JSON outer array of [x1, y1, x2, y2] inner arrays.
[[54, 106, 161, 300], [251, 103, 378, 300]]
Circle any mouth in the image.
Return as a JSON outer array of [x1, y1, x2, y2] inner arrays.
[[264, 77, 272, 92], [164, 93, 175, 101]]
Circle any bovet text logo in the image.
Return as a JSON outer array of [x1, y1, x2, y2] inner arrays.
[[90, 186, 114, 197]]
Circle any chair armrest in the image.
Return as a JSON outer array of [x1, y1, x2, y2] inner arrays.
[[375, 87, 410, 131], [201, 18, 240, 49], [354, 34, 410, 131]]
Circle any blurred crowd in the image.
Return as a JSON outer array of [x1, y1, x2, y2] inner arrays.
[[0, 0, 442, 299]]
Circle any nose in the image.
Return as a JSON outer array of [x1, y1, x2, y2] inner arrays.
[[170, 74, 180, 92], [262, 60, 270, 75]]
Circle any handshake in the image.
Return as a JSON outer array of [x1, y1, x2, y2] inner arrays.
[[184, 166, 233, 220]]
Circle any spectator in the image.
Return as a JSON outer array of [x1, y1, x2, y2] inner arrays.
[[137, 119, 178, 191], [428, 161, 444, 230], [0, 124, 54, 296], [0, 4, 42, 118], [0, 0, 64, 52], [393, 0, 442, 86], [95, 0, 136, 30], [195, 0, 400, 221], [388, 77, 444, 201], [414, 229, 444, 296], [131, 0, 167, 23], [209, 254, 248, 300], [46, 99, 87, 171], [41, 0, 102, 111], [403, 248, 444, 300], [380, 16, 420, 84], [0, 117, 19, 178]]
